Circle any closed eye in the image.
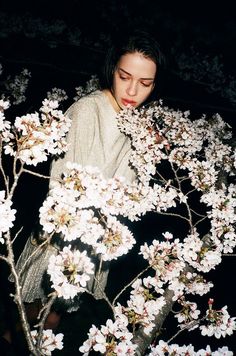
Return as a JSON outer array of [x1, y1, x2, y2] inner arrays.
[[119, 75, 130, 81], [140, 81, 153, 87]]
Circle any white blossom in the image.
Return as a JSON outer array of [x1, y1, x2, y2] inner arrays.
[[31, 329, 63, 355], [79, 318, 136, 355], [114, 278, 166, 335], [3, 99, 71, 165], [0, 191, 16, 244], [179, 230, 222, 272], [140, 238, 185, 283], [200, 302, 236, 339], [148, 340, 234, 355], [0, 98, 10, 111], [93, 215, 135, 260], [4, 68, 31, 105], [73, 75, 99, 101], [47, 87, 68, 102], [47, 246, 94, 299], [175, 298, 200, 325]]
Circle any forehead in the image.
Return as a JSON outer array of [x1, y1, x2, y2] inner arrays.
[[117, 52, 156, 78]]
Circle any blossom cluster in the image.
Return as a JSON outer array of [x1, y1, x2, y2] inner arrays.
[[47, 246, 94, 299], [139, 233, 219, 305], [117, 104, 233, 186], [0, 99, 12, 140], [2, 98, 71, 165], [4, 68, 31, 105], [115, 278, 166, 335], [201, 184, 236, 253], [73, 75, 100, 101], [31, 329, 63, 355], [0, 12, 67, 46], [117, 105, 169, 184], [179, 230, 222, 273], [0, 98, 10, 112], [41, 162, 183, 299], [174, 46, 236, 105], [174, 297, 200, 326], [171, 271, 213, 298], [0, 191, 16, 244], [148, 340, 233, 356], [140, 237, 185, 286], [139, 236, 212, 302], [79, 318, 136, 355], [40, 165, 137, 262], [137, 235, 236, 343], [47, 87, 68, 102], [40, 163, 180, 262], [200, 300, 236, 339]]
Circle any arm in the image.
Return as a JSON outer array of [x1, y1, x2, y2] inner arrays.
[[49, 97, 98, 185]]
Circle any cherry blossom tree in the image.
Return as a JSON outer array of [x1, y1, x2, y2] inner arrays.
[[0, 70, 235, 355]]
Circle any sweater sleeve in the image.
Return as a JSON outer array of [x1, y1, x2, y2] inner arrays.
[[49, 96, 98, 184]]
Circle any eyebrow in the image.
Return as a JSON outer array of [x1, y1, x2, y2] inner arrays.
[[118, 68, 155, 81]]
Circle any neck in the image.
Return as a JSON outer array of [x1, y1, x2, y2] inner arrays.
[[103, 89, 122, 113]]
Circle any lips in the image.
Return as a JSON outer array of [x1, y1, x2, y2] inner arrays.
[[121, 98, 137, 106]]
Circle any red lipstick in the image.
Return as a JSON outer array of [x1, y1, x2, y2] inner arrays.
[[121, 98, 137, 106]]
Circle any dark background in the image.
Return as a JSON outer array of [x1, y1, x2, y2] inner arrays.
[[0, 0, 235, 354]]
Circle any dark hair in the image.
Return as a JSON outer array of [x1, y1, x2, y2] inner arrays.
[[100, 28, 166, 99]]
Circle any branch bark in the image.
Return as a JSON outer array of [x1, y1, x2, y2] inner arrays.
[[132, 288, 174, 356]]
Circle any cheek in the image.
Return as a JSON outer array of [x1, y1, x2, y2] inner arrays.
[[112, 76, 122, 95], [140, 87, 153, 101], [112, 80, 118, 97]]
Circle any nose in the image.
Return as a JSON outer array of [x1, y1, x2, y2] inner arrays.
[[126, 80, 137, 96]]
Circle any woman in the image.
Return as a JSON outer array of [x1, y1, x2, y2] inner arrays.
[[10, 28, 165, 331]]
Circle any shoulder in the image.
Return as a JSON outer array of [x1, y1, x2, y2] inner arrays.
[[66, 90, 105, 117]]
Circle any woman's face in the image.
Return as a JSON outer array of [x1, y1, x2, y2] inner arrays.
[[111, 51, 157, 110]]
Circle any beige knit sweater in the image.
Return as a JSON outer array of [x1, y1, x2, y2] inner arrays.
[[14, 90, 135, 308]]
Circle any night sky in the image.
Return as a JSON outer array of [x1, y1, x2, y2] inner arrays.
[[1, 0, 236, 119]]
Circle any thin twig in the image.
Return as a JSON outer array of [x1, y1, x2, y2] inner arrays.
[[167, 319, 203, 344], [22, 168, 51, 180], [9, 161, 24, 199], [170, 161, 181, 191], [112, 265, 151, 306], [96, 256, 103, 280], [193, 215, 208, 228], [186, 187, 198, 196], [11, 226, 24, 244], [4, 231, 38, 354], [157, 211, 190, 223], [0, 255, 8, 262], [35, 293, 57, 353], [0, 140, 10, 195], [154, 171, 170, 186], [190, 209, 206, 219], [86, 286, 114, 314]]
